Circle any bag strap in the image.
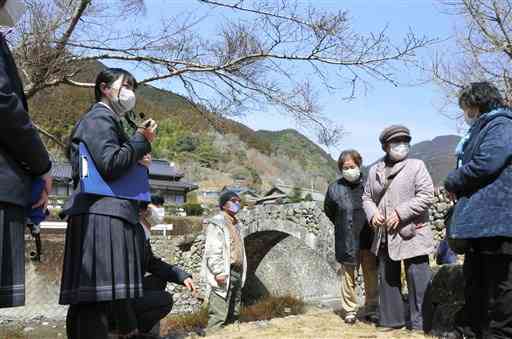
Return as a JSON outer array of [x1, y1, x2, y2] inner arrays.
[[376, 171, 397, 206]]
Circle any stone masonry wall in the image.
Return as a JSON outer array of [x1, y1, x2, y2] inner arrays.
[[427, 188, 455, 245], [151, 194, 455, 315]]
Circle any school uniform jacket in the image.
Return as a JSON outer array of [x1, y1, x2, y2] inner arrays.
[[0, 35, 51, 207], [62, 102, 151, 224], [141, 234, 191, 285]]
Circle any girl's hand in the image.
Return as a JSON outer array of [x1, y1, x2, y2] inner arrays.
[[138, 154, 152, 168], [137, 119, 158, 143]]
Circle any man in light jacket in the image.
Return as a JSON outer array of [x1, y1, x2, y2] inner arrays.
[[362, 125, 434, 333], [203, 191, 247, 333]]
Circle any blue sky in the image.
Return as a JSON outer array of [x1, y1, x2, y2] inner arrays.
[[112, 0, 465, 164]]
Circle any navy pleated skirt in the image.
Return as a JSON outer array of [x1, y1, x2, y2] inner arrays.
[[0, 203, 25, 307], [59, 214, 145, 305]]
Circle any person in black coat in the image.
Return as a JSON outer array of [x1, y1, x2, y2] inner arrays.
[[130, 196, 196, 337], [0, 0, 52, 308], [59, 68, 157, 339], [324, 150, 377, 324]]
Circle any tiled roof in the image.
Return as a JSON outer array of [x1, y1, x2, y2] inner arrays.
[[50, 160, 185, 180], [50, 163, 72, 181], [221, 186, 258, 197], [149, 160, 184, 178], [149, 179, 199, 192]]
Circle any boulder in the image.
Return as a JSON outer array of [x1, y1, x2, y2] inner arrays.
[[429, 264, 465, 334]]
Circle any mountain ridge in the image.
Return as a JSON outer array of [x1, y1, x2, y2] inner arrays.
[[28, 61, 337, 192]]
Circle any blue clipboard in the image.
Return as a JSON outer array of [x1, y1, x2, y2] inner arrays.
[[79, 142, 151, 202]]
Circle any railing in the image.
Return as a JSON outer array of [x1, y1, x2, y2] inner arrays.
[[39, 222, 174, 236]]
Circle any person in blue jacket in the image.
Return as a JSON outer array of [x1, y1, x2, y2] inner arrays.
[[444, 82, 512, 339]]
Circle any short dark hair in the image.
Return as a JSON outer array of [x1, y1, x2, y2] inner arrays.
[[458, 82, 505, 114], [338, 150, 362, 171], [219, 191, 239, 210], [94, 68, 138, 102], [151, 195, 164, 206]]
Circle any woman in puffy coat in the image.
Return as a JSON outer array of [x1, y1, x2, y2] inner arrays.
[[324, 150, 377, 324], [445, 82, 512, 339]]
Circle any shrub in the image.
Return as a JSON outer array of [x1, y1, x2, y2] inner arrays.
[[162, 305, 209, 334], [161, 295, 304, 335], [304, 193, 313, 201], [186, 191, 200, 204], [184, 203, 204, 216], [240, 295, 305, 322], [176, 135, 199, 152], [289, 186, 304, 203], [167, 216, 204, 235]]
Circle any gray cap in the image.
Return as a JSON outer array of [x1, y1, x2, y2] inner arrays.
[[379, 125, 411, 145]]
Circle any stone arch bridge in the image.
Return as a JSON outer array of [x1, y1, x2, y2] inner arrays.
[[237, 202, 341, 303]]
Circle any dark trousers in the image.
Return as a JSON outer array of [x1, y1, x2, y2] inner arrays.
[[378, 248, 432, 330], [66, 300, 136, 339], [131, 275, 173, 334], [455, 252, 512, 339]]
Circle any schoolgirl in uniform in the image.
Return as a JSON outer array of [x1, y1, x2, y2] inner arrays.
[[60, 68, 157, 338]]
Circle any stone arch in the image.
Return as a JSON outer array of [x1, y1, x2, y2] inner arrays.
[[239, 202, 340, 303]]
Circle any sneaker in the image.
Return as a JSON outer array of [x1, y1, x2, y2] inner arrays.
[[344, 313, 357, 325], [377, 325, 404, 332], [438, 331, 464, 339]]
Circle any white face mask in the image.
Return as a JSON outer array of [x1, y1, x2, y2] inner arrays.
[[109, 78, 136, 114], [389, 142, 410, 161], [227, 201, 241, 215], [0, 0, 25, 27], [146, 205, 164, 226], [342, 167, 361, 183]]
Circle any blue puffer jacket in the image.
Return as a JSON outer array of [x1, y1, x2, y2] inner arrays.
[[445, 108, 512, 239]]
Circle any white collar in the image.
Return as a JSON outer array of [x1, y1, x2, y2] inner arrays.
[[97, 101, 115, 114], [141, 223, 151, 240]]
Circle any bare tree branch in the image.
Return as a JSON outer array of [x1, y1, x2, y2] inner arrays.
[[434, 0, 512, 109], [16, 0, 435, 148]]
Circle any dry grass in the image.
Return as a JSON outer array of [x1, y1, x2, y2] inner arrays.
[[240, 295, 305, 322], [161, 295, 305, 335], [162, 305, 209, 334], [0, 326, 25, 339], [205, 309, 436, 339]]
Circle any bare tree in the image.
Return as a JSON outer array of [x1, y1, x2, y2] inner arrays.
[[433, 0, 512, 110], [14, 0, 433, 147]]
